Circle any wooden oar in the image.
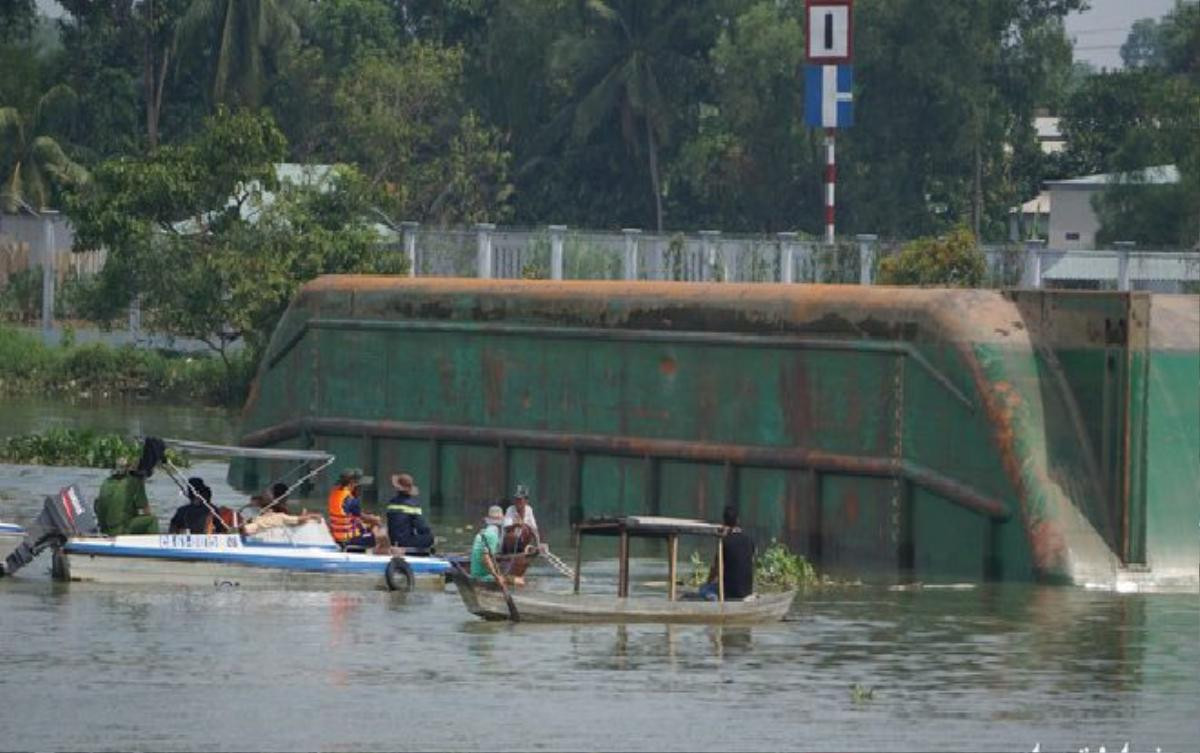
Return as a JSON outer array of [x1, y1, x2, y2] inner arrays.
[[484, 538, 520, 622]]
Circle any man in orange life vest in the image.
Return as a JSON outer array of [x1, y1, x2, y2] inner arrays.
[[326, 468, 384, 551]]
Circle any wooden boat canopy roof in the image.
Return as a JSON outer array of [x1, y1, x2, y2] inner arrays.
[[575, 515, 726, 539]]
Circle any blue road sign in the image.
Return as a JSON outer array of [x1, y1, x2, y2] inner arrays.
[[804, 64, 853, 128]]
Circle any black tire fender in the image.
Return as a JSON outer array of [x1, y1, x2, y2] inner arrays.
[[385, 557, 414, 591]]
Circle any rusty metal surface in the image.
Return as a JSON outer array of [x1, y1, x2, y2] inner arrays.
[[240, 415, 1010, 522], [235, 277, 1199, 586]]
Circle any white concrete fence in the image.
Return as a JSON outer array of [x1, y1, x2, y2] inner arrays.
[[394, 223, 1200, 292], [4, 213, 1198, 339]]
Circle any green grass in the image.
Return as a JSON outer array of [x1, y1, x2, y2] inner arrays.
[[0, 326, 254, 406]]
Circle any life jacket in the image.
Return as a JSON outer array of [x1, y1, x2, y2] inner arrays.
[[216, 506, 239, 532], [327, 485, 355, 542]]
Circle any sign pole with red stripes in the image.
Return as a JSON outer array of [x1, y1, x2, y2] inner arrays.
[[825, 127, 836, 245], [806, 0, 852, 247]]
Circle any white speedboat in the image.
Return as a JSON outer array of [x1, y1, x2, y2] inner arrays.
[[59, 520, 448, 590], [6, 439, 450, 591], [0, 522, 25, 567]]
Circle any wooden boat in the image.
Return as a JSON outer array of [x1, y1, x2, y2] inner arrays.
[[451, 515, 798, 624]]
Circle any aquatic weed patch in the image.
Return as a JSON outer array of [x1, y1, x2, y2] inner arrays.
[[686, 541, 819, 591], [755, 541, 818, 591], [0, 428, 190, 468]]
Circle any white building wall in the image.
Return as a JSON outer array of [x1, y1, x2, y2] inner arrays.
[[1047, 188, 1100, 250]]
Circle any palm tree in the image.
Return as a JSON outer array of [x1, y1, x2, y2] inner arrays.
[[550, 0, 704, 232], [0, 85, 88, 212], [176, 0, 300, 108]]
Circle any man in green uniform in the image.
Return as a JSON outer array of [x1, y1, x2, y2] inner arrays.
[[94, 458, 158, 535]]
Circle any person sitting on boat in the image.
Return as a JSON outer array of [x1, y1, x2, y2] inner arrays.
[[469, 505, 509, 583], [326, 468, 385, 552], [385, 473, 435, 552], [698, 506, 756, 601], [241, 494, 322, 535], [94, 456, 158, 535], [264, 482, 291, 512], [500, 485, 540, 584], [168, 477, 217, 535]]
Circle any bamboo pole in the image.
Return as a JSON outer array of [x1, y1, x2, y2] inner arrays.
[[717, 533, 725, 603], [618, 530, 629, 598], [573, 532, 583, 594], [668, 534, 678, 602]]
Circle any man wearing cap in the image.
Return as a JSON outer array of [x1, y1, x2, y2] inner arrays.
[[326, 468, 383, 551], [501, 484, 540, 583], [385, 473, 435, 552], [95, 457, 158, 535], [469, 505, 507, 582]]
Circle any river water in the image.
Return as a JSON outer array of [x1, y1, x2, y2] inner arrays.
[[1, 400, 1197, 752]]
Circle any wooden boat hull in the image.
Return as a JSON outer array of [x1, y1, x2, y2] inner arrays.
[[452, 571, 795, 624]]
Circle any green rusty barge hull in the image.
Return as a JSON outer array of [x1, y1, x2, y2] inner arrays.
[[234, 278, 1199, 590]]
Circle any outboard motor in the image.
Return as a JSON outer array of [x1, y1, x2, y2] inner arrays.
[[3, 486, 97, 576]]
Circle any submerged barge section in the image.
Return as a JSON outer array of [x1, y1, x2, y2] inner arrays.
[[234, 278, 1199, 588]]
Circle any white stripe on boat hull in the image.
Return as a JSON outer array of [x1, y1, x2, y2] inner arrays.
[[62, 551, 445, 590]]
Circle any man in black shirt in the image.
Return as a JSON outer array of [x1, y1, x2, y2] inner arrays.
[[699, 506, 755, 600], [168, 477, 216, 535]]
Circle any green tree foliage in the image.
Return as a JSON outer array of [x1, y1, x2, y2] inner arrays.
[[15, 0, 1185, 248], [66, 109, 399, 388], [673, 2, 816, 231], [176, 0, 300, 108], [0, 0, 37, 43], [1083, 3, 1200, 248], [333, 44, 513, 224], [548, 0, 715, 232], [1120, 17, 1167, 70], [877, 225, 986, 287], [0, 84, 89, 211], [844, 0, 1081, 240]]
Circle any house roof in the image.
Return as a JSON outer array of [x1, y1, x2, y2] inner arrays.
[[1045, 164, 1179, 190], [1009, 192, 1050, 215]]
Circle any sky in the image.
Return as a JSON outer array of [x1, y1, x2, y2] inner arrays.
[[1064, 0, 1182, 70], [35, 0, 1184, 70]]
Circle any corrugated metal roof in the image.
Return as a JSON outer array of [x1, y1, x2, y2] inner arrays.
[[1046, 164, 1179, 188]]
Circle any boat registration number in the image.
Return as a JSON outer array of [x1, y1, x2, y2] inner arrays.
[[157, 535, 242, 550]]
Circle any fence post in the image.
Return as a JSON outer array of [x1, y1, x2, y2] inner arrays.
[[621, 228, 641, 281], [401, 221, 419, 277], [1023, 239, 1045, 289], [549, 225, 566, 281], [39, 211, 57, 339], [778, 232, 798, 284], [856, 233, 878, 285], [699, 230, 724, 281], [476, 222, 496, 279], [1114, 241, 1134, 292]]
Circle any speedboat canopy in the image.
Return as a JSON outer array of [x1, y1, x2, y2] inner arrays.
[[162, 439, 333, 462]]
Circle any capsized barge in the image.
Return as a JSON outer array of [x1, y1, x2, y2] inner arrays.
[[234, 278, 1199, 591]]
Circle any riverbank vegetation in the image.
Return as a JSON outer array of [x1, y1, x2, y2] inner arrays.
[[0, 325, 254, 405], [0, 427, 191, 468], [1, 0, 1194, 242], [0, 0, 1195, 399]]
